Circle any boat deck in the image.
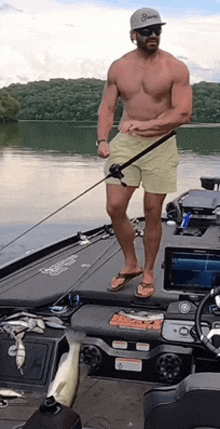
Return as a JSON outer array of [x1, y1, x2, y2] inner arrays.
[[1, 210, 220, 428], [0, 219, 179, 309], [74, 376, 154, 429], [1, 215, 220, 309]]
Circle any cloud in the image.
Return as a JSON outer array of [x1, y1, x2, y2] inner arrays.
[[0, 3, 12, 11], [159, 14, 220, 83], [0, 2, 23, 11], [0, 1, 220, 88]]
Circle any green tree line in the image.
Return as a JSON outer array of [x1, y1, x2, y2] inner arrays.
[[0, 78, 220, 123], [0, 92, 20, 123]]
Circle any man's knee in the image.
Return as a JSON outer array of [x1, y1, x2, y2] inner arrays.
[[106, 185, 136, 219], [144, 199, 165, 222], [106, 200, 126, 218], [144, 193, 166, 217]]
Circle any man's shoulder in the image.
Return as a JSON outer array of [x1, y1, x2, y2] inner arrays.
[[159, 50, 190, 82], [107, 51, 135, 82], [110, 51, 136, 70], [162, 50, 189, 72]]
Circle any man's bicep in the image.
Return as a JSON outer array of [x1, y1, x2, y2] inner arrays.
[[102, 80, 120, 112], [172, 65, 193, 113], [102, 82, 119, 110], [100, 63, 120, 110]]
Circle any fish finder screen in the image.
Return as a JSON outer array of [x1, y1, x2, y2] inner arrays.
[[164, 247, 220, 294]]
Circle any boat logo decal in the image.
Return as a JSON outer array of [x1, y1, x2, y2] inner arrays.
[[40, 255, 78, 276], [110, 310, 164, 331]]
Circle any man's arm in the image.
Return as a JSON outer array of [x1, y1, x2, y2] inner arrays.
[[97, 64, 120, 158], [120, 61, 193, 137]]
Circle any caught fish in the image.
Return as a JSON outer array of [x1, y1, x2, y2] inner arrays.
[[2, 320, 29, 328], [0, 388, 24, 398], [5, 311, 39, 320], [23, 317, 45, 332], [43, 316, 64, 325], [1, 316, 45, 334], [43, 316, 65, 329], [2, 324, 17, 336], [36, 318, 45, 330], [47, 329, 85, 408], [15, 332, 26, 375], [45, 321, 66, 329]]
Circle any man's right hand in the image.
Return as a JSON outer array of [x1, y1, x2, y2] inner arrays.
[[98, 141, 111, 159]]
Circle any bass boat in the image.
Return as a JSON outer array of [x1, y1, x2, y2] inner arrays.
[[1, 176, 220, 428]]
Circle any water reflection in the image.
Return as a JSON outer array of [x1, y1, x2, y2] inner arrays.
[[0, 123, 23, 147], [1, 121, 220, 155], [0, 121, 220, 265], [177, 127, 220, 155]]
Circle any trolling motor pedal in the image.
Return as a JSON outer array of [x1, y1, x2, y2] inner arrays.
[[109, 164, 127, 187], [22, 396, 82, 429]]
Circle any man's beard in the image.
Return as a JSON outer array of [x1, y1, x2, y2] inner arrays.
[[137, 38, 159, 54]]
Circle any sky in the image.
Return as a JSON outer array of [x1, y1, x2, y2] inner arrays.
[[0, 0, 220, 88]]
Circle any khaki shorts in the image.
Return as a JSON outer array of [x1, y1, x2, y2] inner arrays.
[[104, 132, 180, 194]]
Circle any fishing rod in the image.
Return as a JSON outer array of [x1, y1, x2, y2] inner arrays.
[[0, 130, 176, 252], [108, 130, 176, 185]]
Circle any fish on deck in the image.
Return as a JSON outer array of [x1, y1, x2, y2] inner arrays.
[[47, 329, 85, 408]]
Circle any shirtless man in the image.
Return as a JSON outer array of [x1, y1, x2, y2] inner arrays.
[[97, 7, 192, 298]]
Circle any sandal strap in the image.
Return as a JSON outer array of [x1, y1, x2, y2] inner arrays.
[[140, 281, 155, 289], [116, 270, 143, 280]]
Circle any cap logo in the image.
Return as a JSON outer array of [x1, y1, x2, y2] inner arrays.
[[141, 13, 158, 22]]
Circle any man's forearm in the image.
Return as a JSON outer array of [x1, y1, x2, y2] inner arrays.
[[121, 108, 191, 137], [97, 104, 116, 142], [97, 108, 115, 158], [97, 104, 115, 140], [97, 120, 112, 142], [153, 108, 191, 129], [139, 112, 190, 136]]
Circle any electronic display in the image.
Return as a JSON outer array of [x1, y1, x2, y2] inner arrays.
[[164, 247, 220, 295]]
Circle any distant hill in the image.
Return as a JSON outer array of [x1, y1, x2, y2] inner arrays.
[[0, 78, 220, 123]]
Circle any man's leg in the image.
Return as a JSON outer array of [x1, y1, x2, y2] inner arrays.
[[137, 192, 166, 297], [106, 183, 142, 289]]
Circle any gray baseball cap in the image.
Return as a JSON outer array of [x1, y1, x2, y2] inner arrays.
[[130, 7, 166, 31]]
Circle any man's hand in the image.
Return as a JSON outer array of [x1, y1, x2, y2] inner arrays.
[[98, 141, 111, 159], [120, 120, 148, 134]]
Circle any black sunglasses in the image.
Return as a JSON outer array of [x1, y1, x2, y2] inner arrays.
[[135, 25, 162, 37]]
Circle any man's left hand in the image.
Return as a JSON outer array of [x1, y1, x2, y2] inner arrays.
[[120, 120, 147, 133]]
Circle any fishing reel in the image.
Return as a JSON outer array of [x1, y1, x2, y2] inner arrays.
[[109, 164, 127, 187]]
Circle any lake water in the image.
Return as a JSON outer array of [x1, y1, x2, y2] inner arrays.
[[1, 121, 220, 266]]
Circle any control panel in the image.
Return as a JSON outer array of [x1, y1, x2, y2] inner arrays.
[[162, 319, 210, 343], [162, 319, 195, 343], [162, 299, 210, 344]]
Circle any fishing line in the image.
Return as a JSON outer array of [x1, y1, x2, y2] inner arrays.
[[53, 219, 143, 307], [0, 228, 111, 292], [0, 130, 176, 252], [0, 233, 119, 306], [53, 236, 120, 307], [0, 177, 107, 252]]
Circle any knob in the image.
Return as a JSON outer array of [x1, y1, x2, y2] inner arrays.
[[40, 396, 61, 415], [179, 301, 191, 314]]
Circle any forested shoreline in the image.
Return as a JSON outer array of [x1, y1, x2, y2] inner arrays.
[[0, 78, 220, 123]]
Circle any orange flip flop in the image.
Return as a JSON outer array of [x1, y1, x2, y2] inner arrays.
[[135, 281, 155, 298], [109, 268, 143, 292]]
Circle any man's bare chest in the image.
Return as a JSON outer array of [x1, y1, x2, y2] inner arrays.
[[117, 63, 173, 100]]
